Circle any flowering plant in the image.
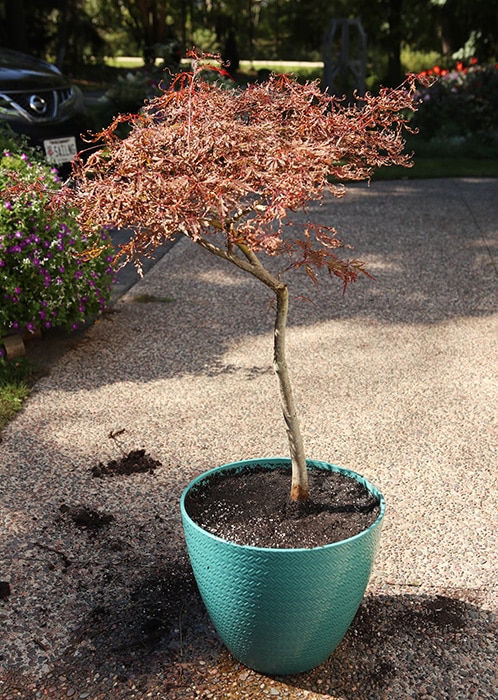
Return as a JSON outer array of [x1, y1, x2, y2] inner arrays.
[[0, 140, 114, 353], [412, 60, 498, 142]]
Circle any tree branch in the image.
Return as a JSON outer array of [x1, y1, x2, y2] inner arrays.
[[194, 233, 282, 292]]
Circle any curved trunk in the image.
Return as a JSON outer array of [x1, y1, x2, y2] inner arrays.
[[194, 234, 309, 501], [274, 284, 309, 501]]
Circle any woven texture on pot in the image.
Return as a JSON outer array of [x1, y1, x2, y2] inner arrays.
[[181, 458, 385, 675]]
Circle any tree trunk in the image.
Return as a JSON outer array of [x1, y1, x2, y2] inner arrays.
[[194, 234, 309, 501], [386, 0, 403, 87], [55, 0, 70, 70], [274, 284, 309, 501], [4, 0, 28, 53], [438, 4, 455, 58]]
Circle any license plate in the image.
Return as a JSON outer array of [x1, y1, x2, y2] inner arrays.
[[43, 136, 77, 164]]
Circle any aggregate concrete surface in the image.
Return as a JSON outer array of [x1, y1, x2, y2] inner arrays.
[[0, 178, 497, 699]]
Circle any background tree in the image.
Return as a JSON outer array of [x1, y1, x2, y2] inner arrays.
[[112, 0, 172, 61], [432, 0, 498, 61], [0, 0, 495, 83], [0, 0, 108, 70], [1, 0, 28, 53]]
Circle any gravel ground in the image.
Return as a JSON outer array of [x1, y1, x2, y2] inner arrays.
[[1, 179, 497, 699]]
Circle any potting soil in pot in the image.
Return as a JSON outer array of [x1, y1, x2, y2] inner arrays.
[[184, 465, 381, 549]]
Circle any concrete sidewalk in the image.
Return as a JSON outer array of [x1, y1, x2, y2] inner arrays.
[[1, 177, 497, 698]]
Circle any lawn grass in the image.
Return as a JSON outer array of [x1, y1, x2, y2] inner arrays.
[[374, 157, 498, 180], [0, 358, 40, 433], [372, 131, 498, 180]]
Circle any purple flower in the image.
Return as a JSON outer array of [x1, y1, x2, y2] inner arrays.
[[4, 202, 12, 211]]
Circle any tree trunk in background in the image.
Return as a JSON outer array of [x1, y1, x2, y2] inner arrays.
[[55, 0, 70, 69], [386, 0, 403, 86], [438, 3, 455, 57], [4, 0, 28, 53]]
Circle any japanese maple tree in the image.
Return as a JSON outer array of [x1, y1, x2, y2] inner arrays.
[[59, 51, 424, 501]]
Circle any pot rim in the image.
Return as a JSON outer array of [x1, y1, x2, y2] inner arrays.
[[180, 457, 386, 553]]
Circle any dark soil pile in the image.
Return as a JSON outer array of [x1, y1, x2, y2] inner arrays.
[[91, 449, 161, 477], [184, 466, 381, 548], [57, 504, 115, 530]]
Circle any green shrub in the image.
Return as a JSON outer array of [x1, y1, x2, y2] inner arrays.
[[104, 45, 181, 114], [411, 60, 498, 145], [103, 68, 166, 113]]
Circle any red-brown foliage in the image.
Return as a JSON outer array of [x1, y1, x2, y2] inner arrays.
[[65, 52, 422, 290]]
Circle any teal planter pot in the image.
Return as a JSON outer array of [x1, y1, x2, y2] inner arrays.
[[180, 458, 385, 675]]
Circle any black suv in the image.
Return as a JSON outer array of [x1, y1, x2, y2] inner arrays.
[[0, 48, 93, 166]]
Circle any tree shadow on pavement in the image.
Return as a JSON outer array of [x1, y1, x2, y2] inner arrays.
[[2, 576, 495, 699], [285, 590, 496, 699]]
